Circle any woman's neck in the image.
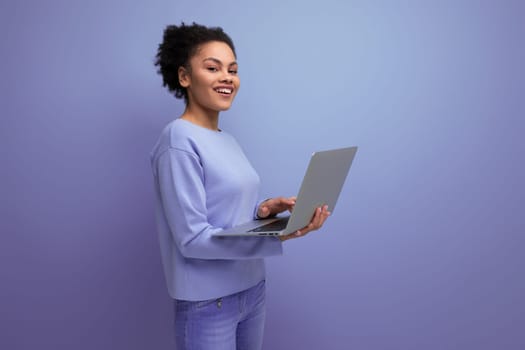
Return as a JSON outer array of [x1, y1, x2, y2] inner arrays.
[[180, 104, 220, 131]]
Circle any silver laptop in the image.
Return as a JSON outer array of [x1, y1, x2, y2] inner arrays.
[[214, 146, 358, 237]]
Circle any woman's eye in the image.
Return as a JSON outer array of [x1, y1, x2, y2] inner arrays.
[[229, 70, 238, 75], [207, 67, 218, 72]]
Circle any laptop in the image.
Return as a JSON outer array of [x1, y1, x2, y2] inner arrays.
[[214, 146, 358, 237]]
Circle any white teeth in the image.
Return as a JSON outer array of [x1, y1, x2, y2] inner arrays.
[[216, 88, 232, 94]]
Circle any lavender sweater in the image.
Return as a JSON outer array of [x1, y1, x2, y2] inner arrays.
[[150, 119, 283, 301]]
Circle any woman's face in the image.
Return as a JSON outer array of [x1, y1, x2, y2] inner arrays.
[[180, 41, 240, 113]]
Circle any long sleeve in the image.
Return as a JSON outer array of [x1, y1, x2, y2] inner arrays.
[[155, 148, 282, 260]]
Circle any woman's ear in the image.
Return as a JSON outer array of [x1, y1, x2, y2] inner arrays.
[[178, 66, 190, 88]]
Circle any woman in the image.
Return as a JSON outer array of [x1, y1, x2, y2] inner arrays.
[[151, 22, 330, 350]]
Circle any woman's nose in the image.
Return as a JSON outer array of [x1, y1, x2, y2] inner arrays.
[[220, 69, 234, 83], [220, 76, 233, 84]]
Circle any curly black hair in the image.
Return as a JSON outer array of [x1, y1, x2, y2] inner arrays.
[[154, 22, 236, 103]]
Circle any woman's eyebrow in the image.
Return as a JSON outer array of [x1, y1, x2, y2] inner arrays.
[[203, 57, 238, 67]]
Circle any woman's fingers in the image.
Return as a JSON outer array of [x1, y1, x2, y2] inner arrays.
[[274, 197, 296, 213], [316, 205, 330, 226], [258, 196, 298, 219], [274, 204, 331, 241], [296, 205, 331, 236]]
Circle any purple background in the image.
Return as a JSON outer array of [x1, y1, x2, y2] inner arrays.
[[2, 1, 524, 349]]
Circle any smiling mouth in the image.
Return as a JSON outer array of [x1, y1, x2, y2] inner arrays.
[[214, 88, 233, 95]]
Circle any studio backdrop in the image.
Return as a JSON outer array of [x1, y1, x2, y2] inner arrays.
[[1, 0, 523, 349]]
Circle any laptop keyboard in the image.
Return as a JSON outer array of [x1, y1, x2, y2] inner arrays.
[[248, 217, 290, 233]]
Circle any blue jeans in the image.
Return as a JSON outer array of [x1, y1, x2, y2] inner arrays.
[[174, 280, 267, 350]]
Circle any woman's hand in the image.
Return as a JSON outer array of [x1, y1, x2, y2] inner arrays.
[[278, 205, 331, 242], [257, 197, 296, 219]]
